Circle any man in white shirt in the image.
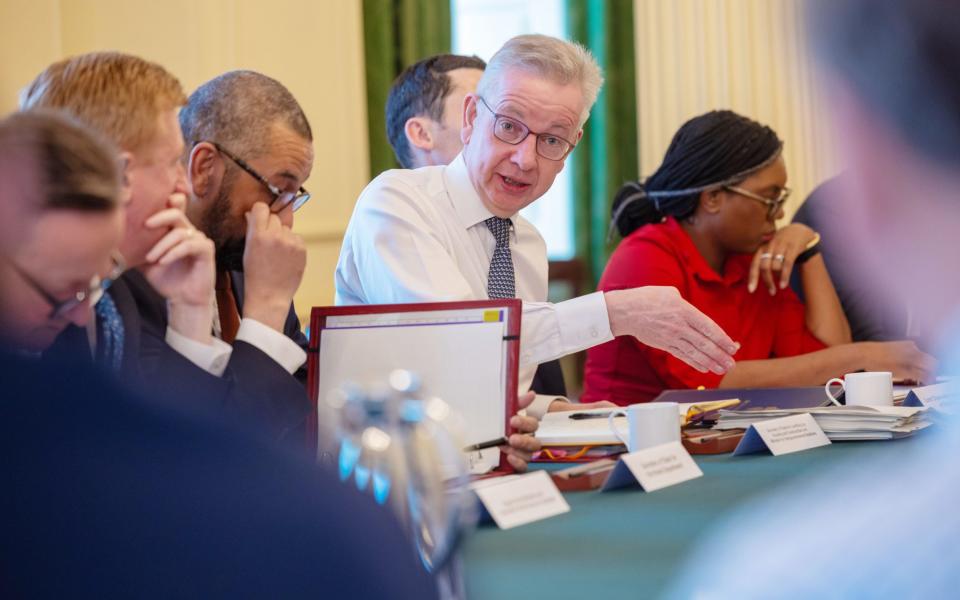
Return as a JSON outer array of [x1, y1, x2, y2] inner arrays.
[[336, 35, 738, 451], [387, 53, 570, 398]]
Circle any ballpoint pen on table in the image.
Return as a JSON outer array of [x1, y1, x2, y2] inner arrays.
[[463, 436, 510, 452]]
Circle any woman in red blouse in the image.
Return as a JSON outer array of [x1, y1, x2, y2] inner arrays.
[[582, 111, 935, 405]]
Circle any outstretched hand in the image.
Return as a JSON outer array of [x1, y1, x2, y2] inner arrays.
[[605, 286, 739, 374]]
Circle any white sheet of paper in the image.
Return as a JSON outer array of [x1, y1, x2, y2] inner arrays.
[[738, 413, 831, 456], [318, 320, 507, 474], [610, 441, 702, 492], [471, 471, 570, 530]]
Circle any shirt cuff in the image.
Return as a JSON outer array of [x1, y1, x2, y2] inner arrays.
[[555, 291, 613, 352], [235, 318, 307, 375], [165, 327, 233, 377], [525, 394, 567, 420]]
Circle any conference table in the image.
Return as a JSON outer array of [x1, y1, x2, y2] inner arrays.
[[461, 435, 924, 599]]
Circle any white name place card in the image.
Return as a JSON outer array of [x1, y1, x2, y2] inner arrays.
[[472, 471, 570, 530], [601, 441, 703, 492], [733, 413, 831, 456], [904, 382, 959, 412]]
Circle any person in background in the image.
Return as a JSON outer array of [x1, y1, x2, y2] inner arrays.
[[386, 53, 567, 397], [667, 1, 960, 596], [23, 52, 221, 376], [25, 56, 312, 441], [583, 110, 935, 405], [386, 54, 485, 170], [792, 175, 920, 342]]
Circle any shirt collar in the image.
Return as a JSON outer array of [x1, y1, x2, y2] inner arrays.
[[444, 152, 515, 231], [661, 217, 748, 286]]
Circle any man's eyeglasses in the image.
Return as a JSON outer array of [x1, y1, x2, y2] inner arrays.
[[13, 251, 126, 320], [208, 142, 311, 213], [476, 96, 576, 161], [724, 185, 792, 219]]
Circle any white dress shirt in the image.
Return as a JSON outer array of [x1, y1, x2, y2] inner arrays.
[[168, 315, 306, 378], [335, 153, 613, 417]]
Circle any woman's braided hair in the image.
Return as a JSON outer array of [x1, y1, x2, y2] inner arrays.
[[610, 110, 783, 239]]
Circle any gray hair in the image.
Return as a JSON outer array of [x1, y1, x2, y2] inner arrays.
[[179, 70, 312, 160], [476, 34, 604, 127]]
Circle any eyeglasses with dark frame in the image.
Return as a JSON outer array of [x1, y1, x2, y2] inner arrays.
[[206, 141, 311, 213], [476, 96, 576, 161], [723, 185, 792, 219], [12, 251, 126, 320]]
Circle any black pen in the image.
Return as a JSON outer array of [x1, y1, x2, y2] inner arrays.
[[568, 411, 614, 420], [463, 436, 510, 452]]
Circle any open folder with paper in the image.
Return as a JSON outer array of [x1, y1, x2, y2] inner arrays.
[[306, 300, 521, 474]]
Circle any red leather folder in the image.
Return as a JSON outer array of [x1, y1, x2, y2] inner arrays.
[[306, 299, 522, 472]]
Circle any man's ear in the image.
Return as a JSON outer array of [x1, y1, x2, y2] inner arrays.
[[187, 142, 223, 201], [117, 151, 134, 207], [461, 93, 478, 145], [404, 117, 435, 151]]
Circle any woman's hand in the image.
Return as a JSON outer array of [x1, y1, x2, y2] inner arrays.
[[749, 223, 819, 295]]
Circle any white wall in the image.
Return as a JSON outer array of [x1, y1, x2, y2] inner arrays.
[[0, 0, 369, 321]]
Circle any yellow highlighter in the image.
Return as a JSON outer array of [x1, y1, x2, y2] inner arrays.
[[683, 399, 741, 426]]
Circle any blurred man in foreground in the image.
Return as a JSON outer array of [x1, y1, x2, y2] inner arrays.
[[668, 2, 960, 596]]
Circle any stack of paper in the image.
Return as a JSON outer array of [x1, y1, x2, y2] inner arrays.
[[714, 405, 932, 441]]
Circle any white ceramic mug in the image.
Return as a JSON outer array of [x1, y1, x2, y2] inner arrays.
[[824, 371, 894, 406], [607, 402, 681, 452]]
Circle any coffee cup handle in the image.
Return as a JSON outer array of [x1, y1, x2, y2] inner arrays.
[[608, 410, 628, 446], [824, 378, 845, 406]]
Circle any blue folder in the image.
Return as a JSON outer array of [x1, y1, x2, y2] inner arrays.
[[652, 387, 834, 410]]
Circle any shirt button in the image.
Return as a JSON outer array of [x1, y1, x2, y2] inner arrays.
[[213, 357, 226, 372], [590, 326, 598, 338]]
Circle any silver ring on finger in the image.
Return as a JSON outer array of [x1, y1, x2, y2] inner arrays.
[[774, 254, 785, 262], [759, 252, 773, 260]]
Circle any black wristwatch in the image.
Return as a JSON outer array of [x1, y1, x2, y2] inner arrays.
[[796, 233, 822, 265]]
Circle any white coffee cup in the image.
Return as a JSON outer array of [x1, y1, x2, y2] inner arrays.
[[824, 371, 894, 406], [607, 402, 681, 452]]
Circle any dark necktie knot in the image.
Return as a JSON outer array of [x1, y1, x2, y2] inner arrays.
[[484, 216, 512, 243]]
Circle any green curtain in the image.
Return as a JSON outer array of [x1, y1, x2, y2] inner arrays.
[[566, 0, 639, 284], [362, 0, 452, 178]]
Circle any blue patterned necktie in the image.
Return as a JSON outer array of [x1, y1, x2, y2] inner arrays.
[[95, 293, 124, 372], [484, 216, 516, 299]]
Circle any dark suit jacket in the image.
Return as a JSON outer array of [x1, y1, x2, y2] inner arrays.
[[46, 270, 311, 444], [531, 359, 567, 397], [1, 350, 438, 598], [791, 178, 911, 342], [226, 269, 309, 383]]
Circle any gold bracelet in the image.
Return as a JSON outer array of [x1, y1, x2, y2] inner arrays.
[[804, 232, 821, 250]]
